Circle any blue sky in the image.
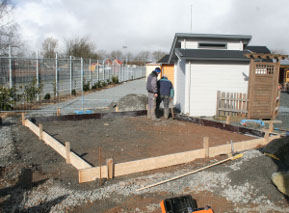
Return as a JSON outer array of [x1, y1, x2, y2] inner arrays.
[[13, 0, 289, 54]]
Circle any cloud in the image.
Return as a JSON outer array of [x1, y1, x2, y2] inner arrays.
[[13, 0, 289, 54]]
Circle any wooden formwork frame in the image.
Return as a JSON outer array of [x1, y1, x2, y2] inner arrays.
[[22, 111, 281, 184]]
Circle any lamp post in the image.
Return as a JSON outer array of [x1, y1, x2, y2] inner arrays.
[[122, 46, 128, 65]]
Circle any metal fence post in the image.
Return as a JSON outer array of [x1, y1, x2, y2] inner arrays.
[[55, 53, 58, 97], [70, 56, 72, 94], [103, 61, 105, 82], [81, 57, 84, 110], [9, 46, 12, 88], [89, 58, 92, 88], [36, 52, 39, 101], [97, 60, 99, 82], [109, 63, 111, 81]]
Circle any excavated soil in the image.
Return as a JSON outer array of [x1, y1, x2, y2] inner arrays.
[[2, 116, 289, 212], [39, 116, 254, 166]]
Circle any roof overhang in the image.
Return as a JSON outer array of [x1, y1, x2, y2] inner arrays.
[[168, 33, 252, 63], [175, 49, 251, 63]]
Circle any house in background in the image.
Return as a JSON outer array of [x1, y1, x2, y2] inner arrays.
[[165, 33, 276, 117], [145, 62, 160, 80]]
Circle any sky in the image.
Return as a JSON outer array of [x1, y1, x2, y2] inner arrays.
[[13, 0, 289, 54]]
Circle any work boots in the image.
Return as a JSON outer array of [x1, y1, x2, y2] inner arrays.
[[164, 108, 169, 119], [151, 109, 159, 121]]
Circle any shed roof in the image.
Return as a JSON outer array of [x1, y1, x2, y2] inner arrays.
[[175, 49, 251, 62], [168, 33, 252, 63], [157, 54, 170, 64], [245, 46, 271, 54]]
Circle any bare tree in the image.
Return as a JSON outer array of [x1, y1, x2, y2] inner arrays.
[[134, 51, 151, 65], [127, 52, 133, 62], [0, 0, 23, 55], [152, 50, 167, 62], [110, 50, 123, 60], [41, 37, 58, 58], [65, 37, 98, 59], [96, 49, 108, 60]]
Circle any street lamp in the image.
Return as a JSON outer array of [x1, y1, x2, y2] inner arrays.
[[122, 46, 128, 65]]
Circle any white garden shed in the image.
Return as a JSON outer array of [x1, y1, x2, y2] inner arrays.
[[166, 33, 272, 117]]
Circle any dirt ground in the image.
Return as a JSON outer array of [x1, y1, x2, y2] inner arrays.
[[40, 116, 253, 166], [1, 115, 289, 213]]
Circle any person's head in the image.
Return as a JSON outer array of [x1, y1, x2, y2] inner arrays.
[[162, 75, 168, 79], [154, 67, 161, 75]]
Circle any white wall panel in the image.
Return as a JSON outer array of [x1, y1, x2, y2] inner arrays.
[[188, 62, 249, 116], [174, 59, 186, 113]]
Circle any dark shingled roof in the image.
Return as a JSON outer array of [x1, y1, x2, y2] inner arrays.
[[245, 46, 271, 54], [175, 49, 251, 61], [157, 54, 170, 64]]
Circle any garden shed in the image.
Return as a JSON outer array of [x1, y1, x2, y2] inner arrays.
[[166, 33, 286, 119]]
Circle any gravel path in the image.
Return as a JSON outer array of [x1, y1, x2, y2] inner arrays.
[[29, 78, 147, 117]]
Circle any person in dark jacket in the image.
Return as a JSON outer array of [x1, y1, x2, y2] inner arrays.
[[146, 67, 161, 120], [157, 75, 174, 119]]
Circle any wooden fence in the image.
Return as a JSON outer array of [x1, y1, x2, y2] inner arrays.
[[216, 91, 248, 117]]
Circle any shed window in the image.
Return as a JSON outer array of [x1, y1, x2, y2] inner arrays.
[[198, 43, 227, 49]]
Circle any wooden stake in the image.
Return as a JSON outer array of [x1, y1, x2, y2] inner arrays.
[[39, 124, 43, 140], [136, 154, 243, 192], [226, 116, 230, 124], [21, 113, 25, 125], [106, 158, 114, 179], [264, 131, 270, 143], [146, 104, 148, 110], [65, 142, 71, 164], [115, 106, 119, 112], [269, 121, 274, 133], [99, 147, 102, 186], [203, 137, 209, 158], [57, 108, 61, 116]]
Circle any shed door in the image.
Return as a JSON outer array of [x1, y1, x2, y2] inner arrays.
[[162, 65, 175, 85], [247, 62, 279, 119]]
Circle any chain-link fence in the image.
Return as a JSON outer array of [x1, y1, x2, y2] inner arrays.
[[0, 56, 146, 113]]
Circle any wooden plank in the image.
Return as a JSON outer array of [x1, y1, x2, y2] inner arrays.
[[32, 110, 147, 123], [22, 113, 25, 125], [39, 124, 43, 140], [65, 142, 71, 164], [221, 92, 225, 116], [247, 58, 255, 119], [57, 108, 61, 116], [25, 119, 92, 171], [79, 148, 205, 183], [216, 91, 221, 116], [226, 116, 230, 124], [203, 137, 209, 158], [106, 158, 114, 179], [79, 134, 281, 183], [218, 108, 247, 113]]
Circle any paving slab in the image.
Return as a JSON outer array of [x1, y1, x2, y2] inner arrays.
[[29, 78, 147, 116]]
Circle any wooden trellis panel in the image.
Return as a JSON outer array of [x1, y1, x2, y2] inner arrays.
[[247, 61, 280, 119]]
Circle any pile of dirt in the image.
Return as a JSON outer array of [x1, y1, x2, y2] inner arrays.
[[110, 94, 148, 112], [261, 137, 289, 171]]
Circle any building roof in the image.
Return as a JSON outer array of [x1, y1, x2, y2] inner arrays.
[[245, 46, 271, 54], [157, 54, 170, 64], [113, 59, 123, 64], [168, 33, 252, 63], [175, 49, 251, 62]]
